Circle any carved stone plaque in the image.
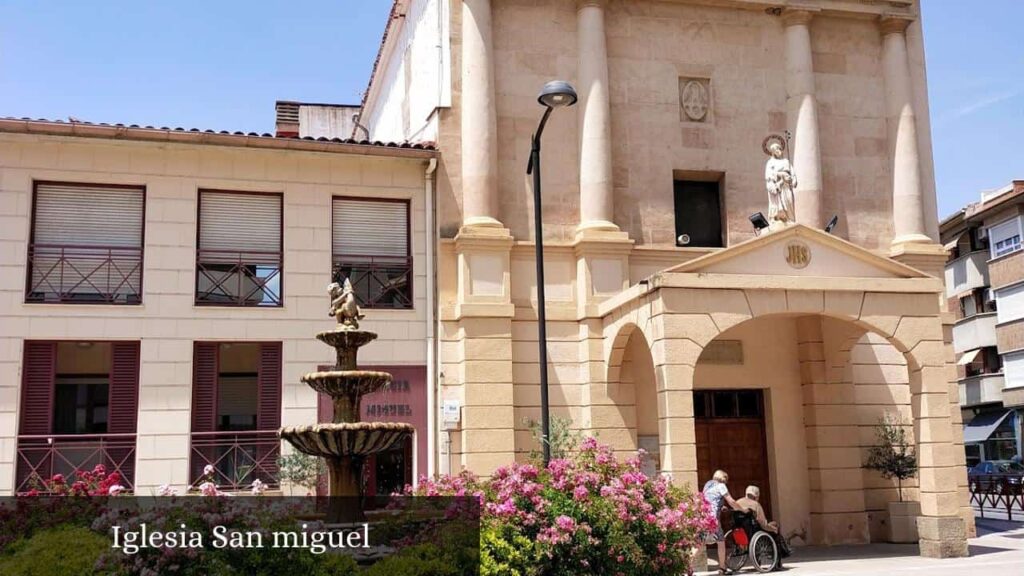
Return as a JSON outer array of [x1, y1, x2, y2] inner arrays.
[[679, 78, 711, 122], [784, 240, 811, 269]]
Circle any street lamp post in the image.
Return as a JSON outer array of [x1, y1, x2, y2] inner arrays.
[[526, 80, 577, 466]]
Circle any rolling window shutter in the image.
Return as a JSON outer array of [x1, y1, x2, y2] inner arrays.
[[108, 342, 140, 434], [31, 184, 144, 298], [20, 341, 56, 435], [191, 343, 219, 433], [257, 342, 282, 430], [199, 191, 281, 257], [34, 184, 144, 248], [332, 198, 408, 259]]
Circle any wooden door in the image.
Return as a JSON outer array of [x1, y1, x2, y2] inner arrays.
[[695, 390, 772, 517]]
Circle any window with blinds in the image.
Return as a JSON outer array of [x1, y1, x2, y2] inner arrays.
[[196, 190, 283, 307], [27, 182, 145, 304], [331, 197, 412, 309]]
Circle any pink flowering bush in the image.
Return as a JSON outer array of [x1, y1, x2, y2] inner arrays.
[[25, 464, 126, 497], [408, 438, 716, 576]]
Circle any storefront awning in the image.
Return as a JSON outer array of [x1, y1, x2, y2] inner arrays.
[[963, 410, 1011, 444], [944, 231, 966, 251], [957, 349, 982, 365]]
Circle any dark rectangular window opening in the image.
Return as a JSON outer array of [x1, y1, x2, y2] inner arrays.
[[216, 343, 260, 432], [673, 178, 723, 248], [694, 390, 764, 420]]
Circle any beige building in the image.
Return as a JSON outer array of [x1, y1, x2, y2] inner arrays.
[[0, 118, 438, 498], [941, 181, 1024, 465], [359, 0, 969, 557]]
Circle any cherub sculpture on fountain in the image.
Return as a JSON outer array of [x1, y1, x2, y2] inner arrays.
[[327, 279, 364, 330]]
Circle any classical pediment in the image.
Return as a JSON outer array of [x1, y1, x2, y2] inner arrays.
[[665, 224, 928, 279]]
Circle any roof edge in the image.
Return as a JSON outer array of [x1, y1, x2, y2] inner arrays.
[[0, 117, 437, 159]]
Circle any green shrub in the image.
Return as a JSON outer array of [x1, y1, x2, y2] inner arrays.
[[0, 525, 109, 576], [364, 522, 480, 576], [481, 524, 533, 576]]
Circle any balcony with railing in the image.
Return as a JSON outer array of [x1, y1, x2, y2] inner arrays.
[[953, 312, 998, 353], [15, 433, 137, 494], [945, 250, 990, 298], [195, 249, 282, 307], [26, 244, 143, 304], [332, 255, 413, 309], [959, 373, 1005, 407], [189, 430, 281, 491]]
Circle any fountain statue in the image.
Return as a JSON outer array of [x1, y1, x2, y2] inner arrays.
[[279, 279, 414, 523]]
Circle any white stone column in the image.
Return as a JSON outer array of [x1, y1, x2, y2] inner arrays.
[[783, 9, 824, 229], [881, 16, 930, 247], [576, 0, 618, 235], [461, 0, 501, 228]]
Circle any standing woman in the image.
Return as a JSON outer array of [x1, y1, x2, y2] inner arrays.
[[702, 469, 745, 575]]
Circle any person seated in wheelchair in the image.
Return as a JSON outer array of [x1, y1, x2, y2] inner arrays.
[[736, 485, 791, 567]]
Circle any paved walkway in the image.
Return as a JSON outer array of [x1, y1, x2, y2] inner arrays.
[[697, 517, 1024, 576]]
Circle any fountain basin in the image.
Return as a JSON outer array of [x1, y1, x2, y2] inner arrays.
[[317, 329, 377, 351], [280, 422, 414, 458], [301, 370, 393, 397]]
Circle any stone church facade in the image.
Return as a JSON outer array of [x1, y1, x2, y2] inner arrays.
[[347, 0, 964, 556]]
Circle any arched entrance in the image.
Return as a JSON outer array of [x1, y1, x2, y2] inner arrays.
[[693, 313, 916, 546], [598, 225, 972, 557]]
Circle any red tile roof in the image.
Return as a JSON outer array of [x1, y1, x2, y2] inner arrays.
[[0, 116, 436, 157]]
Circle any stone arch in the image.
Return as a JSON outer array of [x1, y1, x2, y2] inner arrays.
[[691, 311, 925, 546], [647, 285, 963, 554], [599, 320, 659, 466]]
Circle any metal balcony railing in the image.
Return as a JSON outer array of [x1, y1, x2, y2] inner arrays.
[[189, 430, 281, 491], [332, 255, 413, 309], [26, 244, 143, 304], [195, 249, 282, 307], [15, 433, 137, 494]]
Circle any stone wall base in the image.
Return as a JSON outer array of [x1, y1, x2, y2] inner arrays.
[[809, 512, 870, 545], [917, 516, 969, 558]]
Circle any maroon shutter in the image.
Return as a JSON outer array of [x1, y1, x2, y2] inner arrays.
[[20, 341, 56, 435], [191, 343, 219, 433], [18, 342, 56, 491], [257, 342, 282, 430], [108, 342, 140, 434]]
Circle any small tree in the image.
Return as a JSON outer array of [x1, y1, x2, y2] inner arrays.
[[863, 414, 918, 502], [523, 416, 584, 463], [277, 452, 325, 495]]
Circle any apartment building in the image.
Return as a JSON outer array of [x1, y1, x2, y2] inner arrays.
[[0, 117, 438, 496], [941, 180, 1024, 465]]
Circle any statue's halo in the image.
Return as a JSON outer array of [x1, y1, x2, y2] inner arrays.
[[762, 133, 787, 156]]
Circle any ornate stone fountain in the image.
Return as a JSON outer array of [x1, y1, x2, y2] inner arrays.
[[280, 279, 414, 523]]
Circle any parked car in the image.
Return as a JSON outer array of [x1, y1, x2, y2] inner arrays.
[[968, 460, 1024, 493]]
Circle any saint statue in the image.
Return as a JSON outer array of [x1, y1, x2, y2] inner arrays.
[[763, 134, 797, 225]]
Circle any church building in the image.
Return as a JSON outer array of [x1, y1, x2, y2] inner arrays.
[[358, 0, 970, 557]]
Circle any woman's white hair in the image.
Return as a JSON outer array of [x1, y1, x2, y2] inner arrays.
[[712, 470, 729, 483], [745, 485, 760, 499]]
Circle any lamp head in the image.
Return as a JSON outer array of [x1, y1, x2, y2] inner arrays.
[[538, 80, 578, 108]]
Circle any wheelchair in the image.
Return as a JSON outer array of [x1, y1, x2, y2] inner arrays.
[[722, 509, 781, 573]]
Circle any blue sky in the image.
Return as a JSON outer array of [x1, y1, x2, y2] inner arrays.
[[1, 0, 1019, 219]]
